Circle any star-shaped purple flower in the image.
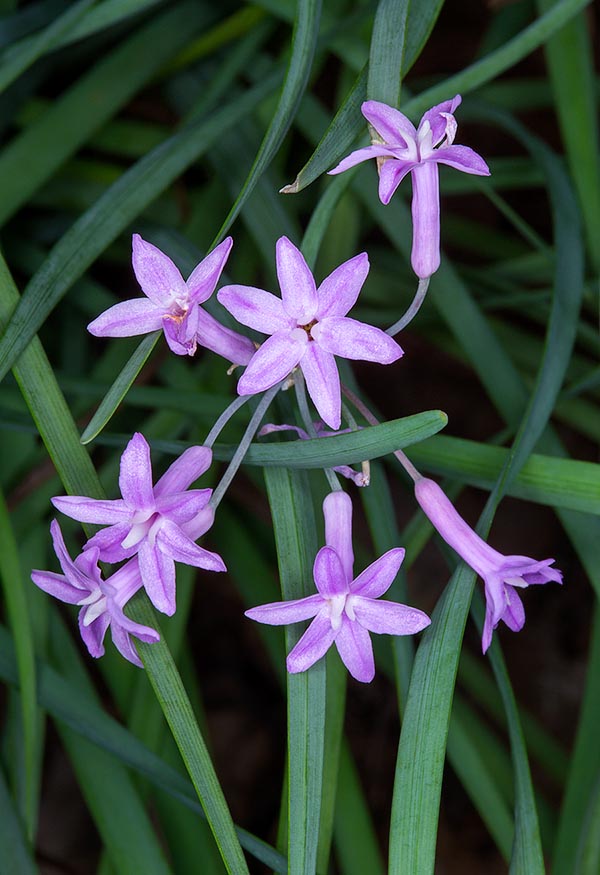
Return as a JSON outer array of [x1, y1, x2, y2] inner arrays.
[[52, 434, 226, 616], [414, 477, 563, 652], [245, 492, 430, 682], [328, 96, 490, 279], [31, 521, 158, 667], [217, 237, 403, 430], [88, 234, 255, 364]]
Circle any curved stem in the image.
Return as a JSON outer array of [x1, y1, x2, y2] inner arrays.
[[204, 394, 251, 449], [294, 372, 341, 492], [386, 277, 430, 336], [210, 384, 282, 509], [341, 384, 422, 483]]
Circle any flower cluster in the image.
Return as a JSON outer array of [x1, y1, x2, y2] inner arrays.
[[33, 94, 562, 679]]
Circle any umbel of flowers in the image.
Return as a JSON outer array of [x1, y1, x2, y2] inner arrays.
[[32, 95, 561, 675]]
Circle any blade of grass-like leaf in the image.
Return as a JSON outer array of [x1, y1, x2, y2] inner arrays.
[[367, 0, 409, 106], [317, 654, 346, 873], [264, 466, 325, 875], [212, 0, 321, 242], [554, 607, 600, 872], [333, 741, 385, 875], [285, 0, 589, 193], [409, 435, 600, 515], [0, 489, 37, 840], [282, 0, 445, 193], [80, 331, 160, 444], [536, 0, 600, 268], [387, 111, 582, 872], [108, 410, 448, 466], [0, 622, 287, 871], [576, 776, 600, 875], [126, 598, 251, 875], [0, 0, 213, 227], [0, 0, 95, 94], [448, 695, 513, 861], [0, 72, 279, 382], [0, 766, 36, 875], [57, 0, 166, 48], [48, 617, 174, 875], [0, 256, 262, 874]]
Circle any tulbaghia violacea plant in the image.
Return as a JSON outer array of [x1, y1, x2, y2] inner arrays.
[[245, 491, 430, 682], [414, 477, 562, 651], [88, 234, 255, 363], [51, 433, 225, 616], [218, 236, 403, 429], [328, 96, 490, 279], [31, 521, 158, 667]]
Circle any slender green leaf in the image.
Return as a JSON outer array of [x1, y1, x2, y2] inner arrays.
[[264, 467, 325, 875], [0, 623, 286, 872], [0, 767, 36, 875], [0, 0, 213, 226], [333, 741, 385, 875], [80, 332, 160, 444], [0, 489, 37, 840], [410, 435, 600, 515], [0, 0, 95, 94], [0, 73, 279, 382], [213, 0, 322, 241], [367, 0, 410, 106]]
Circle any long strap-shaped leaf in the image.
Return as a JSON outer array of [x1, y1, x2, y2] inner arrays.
[[211, 0, 322, 243], [367, 0, 410, 107], [264, 467, 325, 875], [283, 0, 589, 193], [0, 257, 251, 875], [0, 73, 279, 384], [384, 117, 582, 873], [0, 766, 36, 875]]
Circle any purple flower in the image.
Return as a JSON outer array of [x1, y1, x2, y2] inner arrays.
[[259, 422, 369, 486], [88, 234, 255, 364], [245, 492, 430, 682], [31, 521, 158, 667], [217, 237, 403, 429], [328, 96, 490, 279], [414, 477, 562, 652], [51, 434, 226, 616]]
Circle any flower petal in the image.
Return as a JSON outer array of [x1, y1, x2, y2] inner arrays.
[[132, 234, 186, 306], [51, 495, 130, 525], [119, 432, 154, 510], [154, 446, 212, 497], [195, 307, 255, 365], [84, 523, 135, 563], [162, 306, 199, 356], [313, 546, 348, 598], [418, 95, 461, 145], [87, 299, 163, 338], [502, 587, 525, 633], [155, 489, 212, 523], [237, 330, 306, 395], [317, 252, 369, 318], [245, 594, 323, 625], [156, 519, 226, 573], [328, 144, 401, 175], [138, 540, 176, 616], [276, 236, 318, 323], [186, 237, 233, 304], [217, 284, 292, 334], [433, 144, 490, 176], [286, 610, 337, 673], [352, 597, 430, 635], [323, 491, 354, 582], [313, 316, 403, 364], [361, 100, 417, 148], [31, 569, 84, 604], [378, 158, 415, 204], [79, 611, 109, 659], [334, 615, 375, 683], [351, 548, 405, 598], [48, 519, 99, 591], [410, 160, 441, 279], [300, 343, 341, 430]]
